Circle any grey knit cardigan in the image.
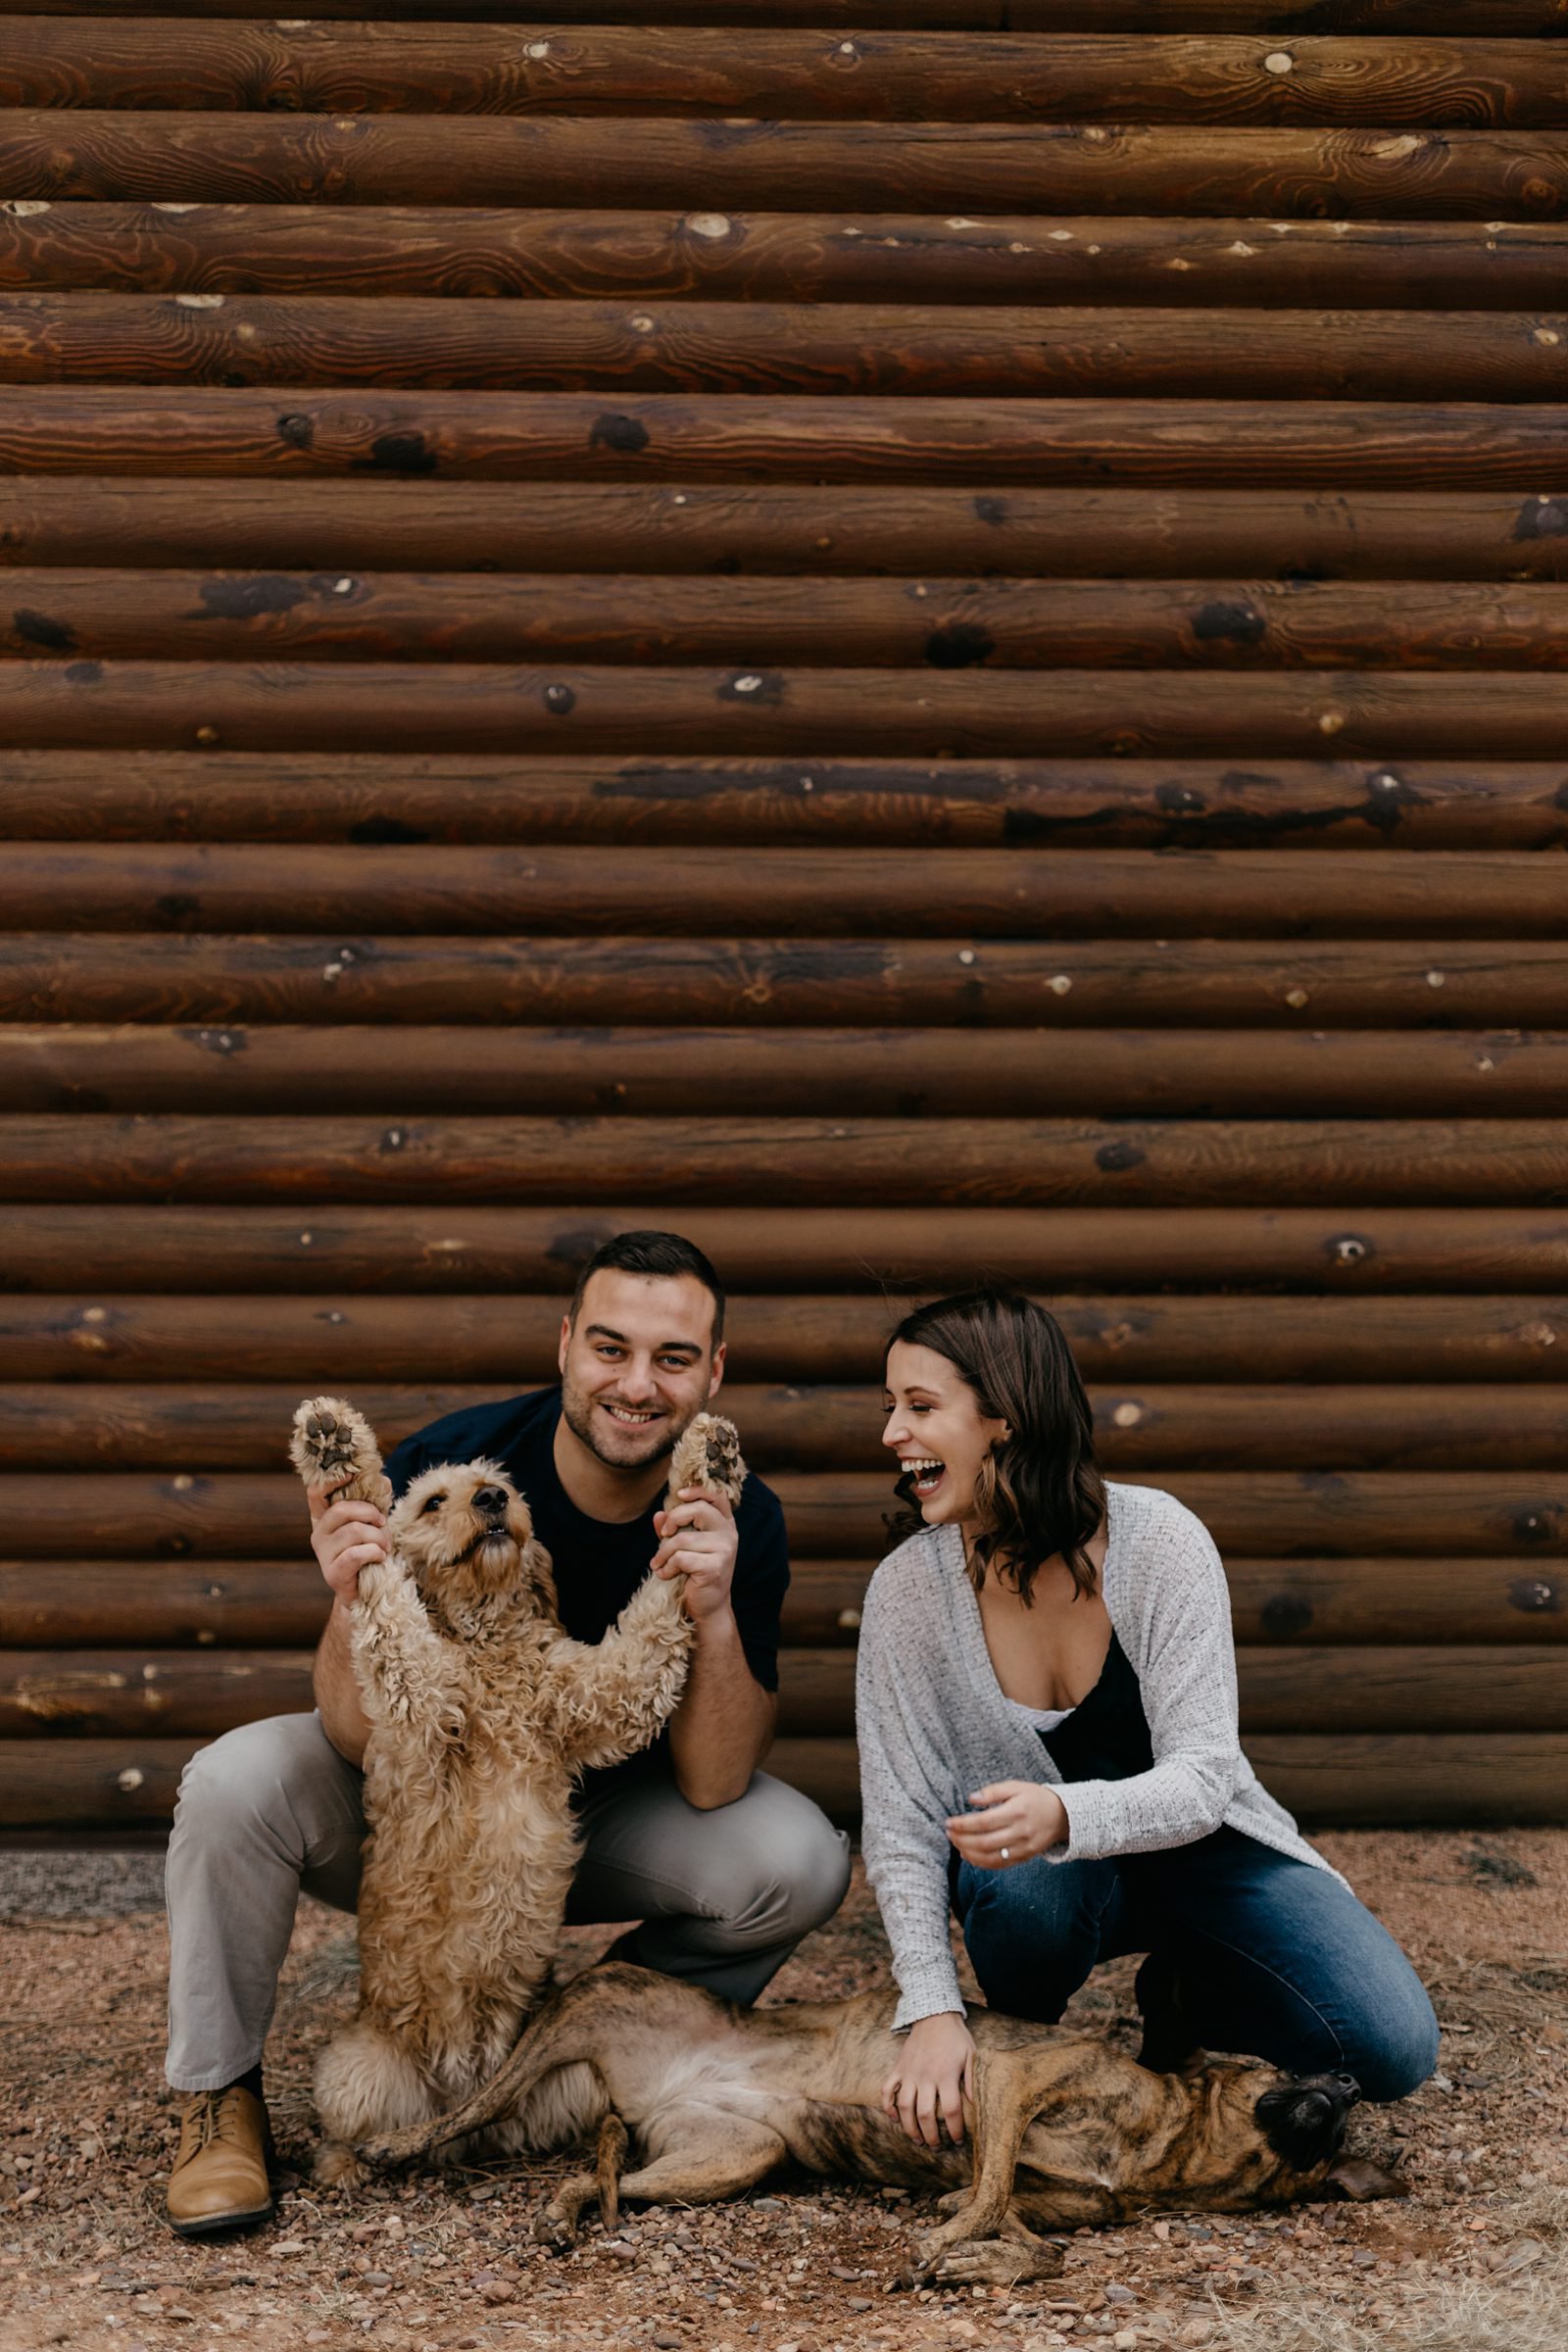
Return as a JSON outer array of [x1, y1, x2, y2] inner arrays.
[[856, 1481, 1341, 2032]]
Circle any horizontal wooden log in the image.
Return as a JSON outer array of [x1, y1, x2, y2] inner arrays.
[[8, 211, 1568, 314], [6, 27, 1566, 127], [3, 1380, 1567, 1473], [5, 296, 1565, 400], [3, 752, 1566, 851], [1, 390, 1563, 489], [0, 1648, 313, 1737], [0, 1738, 197, 1829], [9, 938, 1567, 1031], [2, 1204, 1561, 1298], [4, 0, 1564, 31], [4, 484, 1567, 588], [5, 843, 1567, 938], [5, 1554, 1560, 1649], [775, 1644, 1568, 1738], [7, 662, 1568, 760], [6, 1297, 1564, 1384], [6, 1024, 1568, 1119], [4, 1641, 1566, 1739], [765, 1734, 1568, 1826], [10, 1729, 1567, 1832], [4, 1115, 1565, 1208], [6, 113, 1564, 218], [0, 1470, 1558, 1558], [13, 570, 1568, 670]]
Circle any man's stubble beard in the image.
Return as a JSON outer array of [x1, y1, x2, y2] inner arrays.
[[559, 1375, 687, 1473]]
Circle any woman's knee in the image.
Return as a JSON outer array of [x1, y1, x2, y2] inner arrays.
[[956, 1856, 1111, 2020], [1341, 1974, 1441, 2104]]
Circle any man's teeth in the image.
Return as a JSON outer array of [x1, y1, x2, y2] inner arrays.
[[606, 1405, 659, 1424]]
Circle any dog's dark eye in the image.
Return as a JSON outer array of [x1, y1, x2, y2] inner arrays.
[[420, 1493, 444, 1514]]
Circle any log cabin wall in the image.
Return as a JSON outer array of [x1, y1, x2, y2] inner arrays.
[[1, 0, 1566, 1838]]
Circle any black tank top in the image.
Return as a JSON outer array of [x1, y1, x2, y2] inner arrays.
[[1038, 1631, 1153, 1784]]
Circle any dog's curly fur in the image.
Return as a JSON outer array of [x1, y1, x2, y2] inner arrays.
[[287, 1396, 745, 2186]]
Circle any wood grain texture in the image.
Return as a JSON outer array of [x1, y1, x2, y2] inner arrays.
[[1, 389, 1561, 486], [12, 1730, 1566, 1833], [4, 0, 1565, 28], [4, 483, 1567, 585], [4, 843, 1566, 937], [8, 209, 1568, 312], [766, 1735, 1568, 1827], [4, 1554, 1559, 1649], [4, 1023, 1567, 1118], [3, 295, 1565, 399], [5, 27, 1566, 126], [2, 1381, 1564, 1473], [2, 751, 1565, 849], [12, 569, 1568, 668], [0, 1469, 1558, 1557], [5, 662, 1568, 759], [774, 1643, 1568, 1737], [4, 1642, 1566, 1738], [3, 1295, 1564, 1383], [2, 1204, 1560, 1296], [3, 1114, 1566, 1207], [6, 113, 1565, 217], [6, 937, 1563, 1029]]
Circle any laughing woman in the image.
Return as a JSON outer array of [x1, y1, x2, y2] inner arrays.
[[857, 1290, 1439, 2152]]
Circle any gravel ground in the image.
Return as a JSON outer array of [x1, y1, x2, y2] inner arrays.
[[1, 1832, 1565, 2352]]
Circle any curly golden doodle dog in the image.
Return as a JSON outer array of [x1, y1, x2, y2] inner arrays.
[[287, 1397, 746, 2187], [360, 1965, 1398, 2284]]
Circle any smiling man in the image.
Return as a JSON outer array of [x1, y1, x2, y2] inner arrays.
[[161, 1230, 850, 2236]]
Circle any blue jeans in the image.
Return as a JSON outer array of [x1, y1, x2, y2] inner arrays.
[[954, 1827, 1438, 2103]]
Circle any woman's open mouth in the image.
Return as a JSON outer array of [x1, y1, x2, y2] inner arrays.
[[902, 1456, 946, 1499]]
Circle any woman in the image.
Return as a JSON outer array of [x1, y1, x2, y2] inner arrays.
[[857, 1290, 1438, 2152]]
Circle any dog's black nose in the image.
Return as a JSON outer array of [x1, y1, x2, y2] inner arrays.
[[472, 1485, 508, 1519], [1334, 2074, 1362, 2105]]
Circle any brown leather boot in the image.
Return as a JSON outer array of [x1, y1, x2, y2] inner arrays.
[[166, 2085, 274, 2237]]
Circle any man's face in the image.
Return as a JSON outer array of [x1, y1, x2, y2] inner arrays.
[[558, 1269, 724, 1474]]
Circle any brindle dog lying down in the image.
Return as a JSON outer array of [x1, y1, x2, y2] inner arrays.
[[358, 1964, 1400, 2285]]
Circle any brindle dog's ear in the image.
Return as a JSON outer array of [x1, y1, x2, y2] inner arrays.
[[1254, 2083, 1341, 2170], [1325, 2155, 1408, 2202]]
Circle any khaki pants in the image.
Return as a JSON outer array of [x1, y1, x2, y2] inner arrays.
[[165, 1711, 851, 2092]]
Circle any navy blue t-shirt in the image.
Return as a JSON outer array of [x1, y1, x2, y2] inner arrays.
[[383, 1387, 788, 1699]]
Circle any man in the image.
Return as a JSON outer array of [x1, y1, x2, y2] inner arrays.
[[163, 1230, 851, 2235]]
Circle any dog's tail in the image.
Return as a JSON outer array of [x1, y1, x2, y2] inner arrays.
[[595, 2111, 629, 2230], [354, 1972, 617, 2170]]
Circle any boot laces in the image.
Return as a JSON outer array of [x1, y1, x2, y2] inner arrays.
[[181, 2087, 246, 2156]]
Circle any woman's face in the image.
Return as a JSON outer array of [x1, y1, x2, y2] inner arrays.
[[882, 1340, 1009, 1529]]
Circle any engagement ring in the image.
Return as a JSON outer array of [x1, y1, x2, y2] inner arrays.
[[1000, 1846, 1010, 1859]]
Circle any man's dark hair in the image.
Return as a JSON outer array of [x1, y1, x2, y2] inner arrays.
[[567, 1230, 726, 1348]]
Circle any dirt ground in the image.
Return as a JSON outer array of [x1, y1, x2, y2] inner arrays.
[[2, 1833, 1565, 2352]]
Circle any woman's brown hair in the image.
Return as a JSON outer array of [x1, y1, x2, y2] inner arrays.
[[886, 1289, 1106, 1603]]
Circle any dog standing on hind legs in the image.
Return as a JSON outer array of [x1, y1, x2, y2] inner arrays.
[[287, 1396, 746, 2186]]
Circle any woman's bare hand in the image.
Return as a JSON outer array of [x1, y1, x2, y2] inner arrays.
[[946, 1780, 1067, 1871], [881, 2010, 976, 2148]]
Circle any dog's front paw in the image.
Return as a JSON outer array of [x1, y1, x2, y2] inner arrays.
[[667, 1412, 746, 1508], [919, 2233, 1065, 2287], [314, 2139, 368, 2191], [289, 1395, 387, 1503]]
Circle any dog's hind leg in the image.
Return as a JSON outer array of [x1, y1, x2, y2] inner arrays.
[[596, 2112, 629, 2230], [537, 2115, 629, 2250], [612, 2116, 786, 2212]]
